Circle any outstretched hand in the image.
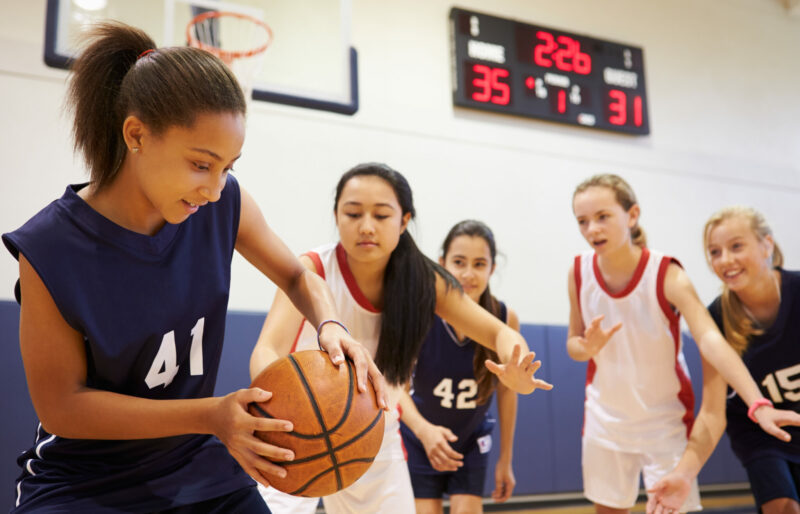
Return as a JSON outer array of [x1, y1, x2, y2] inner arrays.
[[646, 471, 692, 514], [485, 344, 554, 395], [317, 322, 389, 410], [753, 405, 800, 442], [578, 315, 622, 359]]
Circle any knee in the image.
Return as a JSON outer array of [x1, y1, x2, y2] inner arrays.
[[762, 498, 800, 514]]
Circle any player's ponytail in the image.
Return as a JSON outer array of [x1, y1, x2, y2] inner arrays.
[[68, 21, 246, 190], [334, 163, 460, 385], [703, 206, 783, 355], [441, 220, 503, 405], [573, 174, 647, 248]]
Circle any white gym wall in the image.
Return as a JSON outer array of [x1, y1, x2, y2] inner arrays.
[[2, 0, 798, 326]]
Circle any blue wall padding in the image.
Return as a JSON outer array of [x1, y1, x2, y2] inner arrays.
[[0, 301, 748, 508]]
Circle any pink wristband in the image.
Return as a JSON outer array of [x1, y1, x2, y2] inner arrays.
[[747, 398, 773, 423]]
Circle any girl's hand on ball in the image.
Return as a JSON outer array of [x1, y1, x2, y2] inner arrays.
[[318, 323, 389, 410], [211, 388, 294, 487]]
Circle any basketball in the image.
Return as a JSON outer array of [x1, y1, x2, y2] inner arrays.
[[248, 350, 385, 497]]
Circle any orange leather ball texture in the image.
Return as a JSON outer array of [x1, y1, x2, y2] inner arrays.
[[249, 350, 385, 497]]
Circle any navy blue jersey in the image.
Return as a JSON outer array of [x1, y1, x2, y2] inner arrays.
[[401, 302, 507, 473], [2, 175, 253, 512], [708, 268, 800, 465]]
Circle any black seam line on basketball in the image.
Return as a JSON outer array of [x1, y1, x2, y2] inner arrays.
[[288, 457, 377, 496], [279, 409, 384, 467], [250, 403, 272, 419], [288, 353, 342, 491], [248, 409, 344, 440], [248, 362, 355, 439]]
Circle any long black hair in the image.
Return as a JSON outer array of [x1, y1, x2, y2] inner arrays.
[[334, 163, 460, 385], [441, 220, 502, 405], [68, 21, 246, 190]]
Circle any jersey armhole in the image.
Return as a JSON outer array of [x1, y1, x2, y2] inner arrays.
[[656, 256, 682, 326], [302, 251, 325, 279], [573, 255, 583, 319], [290, 251, 324, 353]]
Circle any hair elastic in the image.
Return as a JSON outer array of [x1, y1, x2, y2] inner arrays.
[[747, 398, 773, 423], [137, 48, 156, 60], [316, 319, 350, 351]]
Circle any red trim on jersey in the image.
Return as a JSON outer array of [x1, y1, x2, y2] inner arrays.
[[398, 408, 408, 461], [592, 247, 650, 298], [574, 255, 583, 319], [656, 256, 696, 437], [289, 251, 324, 354], [582, 359, 596, 437], [289, 320, 306, 354], [303, 251, 325, 279], [575, 254, 593, 436], [335, 242, 381, 313]]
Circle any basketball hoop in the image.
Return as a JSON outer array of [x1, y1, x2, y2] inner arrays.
[[186, 10, 273, 99]]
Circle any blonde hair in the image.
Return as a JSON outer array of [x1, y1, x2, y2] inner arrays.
[[573, 174, 647, 248], [703, 206, 783, 355]]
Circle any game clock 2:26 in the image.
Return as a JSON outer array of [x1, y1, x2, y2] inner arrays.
[[450, 7, 650, 135]]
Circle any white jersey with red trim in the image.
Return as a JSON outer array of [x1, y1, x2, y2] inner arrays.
[[260, 242, 414, 514], [293, 241, 404, 459], [575, 248, 695, 453]]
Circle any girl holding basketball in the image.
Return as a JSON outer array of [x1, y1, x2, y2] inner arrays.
[[398, 220, 518, 514], [647, 207, 800, 514], [2, 22, 383, 513], [250, 163, 552, 513], [567, 174, 797, 514]]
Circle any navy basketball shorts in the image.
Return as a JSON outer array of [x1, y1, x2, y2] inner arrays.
[[157, 486, 271, 514], [407, 437, 489, 498], [745, 457, 800, 508]]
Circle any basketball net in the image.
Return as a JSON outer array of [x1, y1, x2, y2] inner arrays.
[[186, 11, 273, 101]]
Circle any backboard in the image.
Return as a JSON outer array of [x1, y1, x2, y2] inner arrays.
[[44, 0, 358, 115]]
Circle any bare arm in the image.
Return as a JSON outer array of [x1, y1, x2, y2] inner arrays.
[[433, 274, 552, 394], [566, 263, 622, 362], [18, 254, 292, 485], [237, 187, 386, 402], [646, 357, 727, 512], [566, 262, 589, 361], [249, 255, 314, 380], [492, 308, 519, 503], [664, 262, 800, 440], [398, 388, 463, 472]]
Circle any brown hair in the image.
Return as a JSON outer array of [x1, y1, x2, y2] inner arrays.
[[67, 21, 246, 190], [441, 220, 502, 405], [573, 174, 647, 248], [703, 206, 783, 355]]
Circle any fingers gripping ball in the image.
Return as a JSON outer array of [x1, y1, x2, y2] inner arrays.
[[249, 350, 385, 497]]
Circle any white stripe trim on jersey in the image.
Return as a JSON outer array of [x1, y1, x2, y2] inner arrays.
[[17, 431, 57, 508], [35, 434, 56, 459], [441, 318, 470, 347]]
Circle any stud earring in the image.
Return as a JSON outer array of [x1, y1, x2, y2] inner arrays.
[[131, 147, 140, 153]]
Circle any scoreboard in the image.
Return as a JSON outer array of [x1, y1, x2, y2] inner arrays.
[[450, 8, 650, 135]]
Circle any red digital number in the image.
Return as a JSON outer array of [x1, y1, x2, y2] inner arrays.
[[472, 64, 493, 102], [552, 35, 575, 72], [557, 89, 567, 113], [471, 64, 510, 105], [633, 95, 643, 127], [573, 47, 591, 74], [608, 90, 627, 125], [534, 31, 591, 75], [608, 90, 644, 126], [534, 31, 556, 67]]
